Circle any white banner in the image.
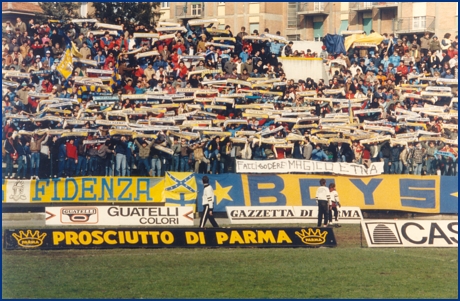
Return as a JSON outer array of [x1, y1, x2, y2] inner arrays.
[[95, 22, 123, 30], [361, 220, 458, 248], [205, 42, 235, 49], [136, 51, 160, 58], [45, 206, 194, 226], [226, 206, 363, 224], [188, 19, 219, 26], [235, 159, 384, 176], [133, 32, 160, 38], [155, 26, 187, 32]]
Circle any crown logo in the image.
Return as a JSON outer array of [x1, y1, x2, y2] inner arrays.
[[295, 228, 327, 245], [12, 230, 47, 248]]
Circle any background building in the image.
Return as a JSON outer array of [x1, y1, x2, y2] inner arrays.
[[158, 2, 457, 40], [2, 2, 43, 24], [3, 2, 456, 41]]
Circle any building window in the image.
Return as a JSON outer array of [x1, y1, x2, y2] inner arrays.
[[191, 3, 202, 16], [314, 2, 325, 11], [287, 2, 298, 29], [161, 2, 170, 9], [338, 20, 349, 34], [249, 23, 259, 34], [413, 16, 426, 29], [287, 34, 300, 41], [313, 21, 323, 41], [80, 2, 88, 17]]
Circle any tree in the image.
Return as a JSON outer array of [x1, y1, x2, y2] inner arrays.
[[91, 2, 161, 29], [39, 2, 82, 21]]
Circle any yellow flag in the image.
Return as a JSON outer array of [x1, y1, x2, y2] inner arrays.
[[56, 49, 73, 79], [71, 42, 83, 58]]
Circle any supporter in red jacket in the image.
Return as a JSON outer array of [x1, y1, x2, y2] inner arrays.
[[41, 78, 53, 93], [396, 61, 408, 76], [115, 36, 129, 52], [104, 52, 116, 68], [123, 79, 135, 94], [395, 61, 408, 84], [172, 40, 186, 54], [174, 61, 188, 80], [65, 138, 78, 177], [133, 65, 144, 78], [170, 50, 180, 66]]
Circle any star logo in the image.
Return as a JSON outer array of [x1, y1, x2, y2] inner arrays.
[[451, 192, 458, 198], [214, 181, 233, 205]]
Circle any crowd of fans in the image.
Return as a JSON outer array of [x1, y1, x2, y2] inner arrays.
[[1, 17, 458, 180]]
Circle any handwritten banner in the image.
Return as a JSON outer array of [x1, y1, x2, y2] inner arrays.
[[235, 159, 384, 176]]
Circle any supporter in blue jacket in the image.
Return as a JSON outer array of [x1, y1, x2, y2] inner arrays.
[[389, 52, 401, 67], [270, 41, 285, 57], [311, 144, 328, 161]]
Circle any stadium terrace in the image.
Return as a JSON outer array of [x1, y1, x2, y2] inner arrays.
[[2, 10, 458, 179]]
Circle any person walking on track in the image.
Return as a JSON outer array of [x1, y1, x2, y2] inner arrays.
[[199, 176, 219, 229], [315, 178, 330, 227], [328, 183, 342, 228]]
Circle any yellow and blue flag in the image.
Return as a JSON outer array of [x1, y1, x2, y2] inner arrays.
[[163, 172, 198, 212]]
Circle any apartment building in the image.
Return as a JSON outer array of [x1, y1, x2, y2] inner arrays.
[[158, 2, 457, 41], [159, 2, 284, 34]]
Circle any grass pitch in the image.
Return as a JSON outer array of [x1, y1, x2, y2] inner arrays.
[[2, 224, 458, 299]]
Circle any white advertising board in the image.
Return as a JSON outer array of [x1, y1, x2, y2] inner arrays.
[[361, 220, 458, 248], [226, 206, 363, 224], [45, 206, 194, 226]]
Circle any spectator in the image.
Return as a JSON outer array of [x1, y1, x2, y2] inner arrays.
[[1, 17, 457, 180], [311, 144, 328, 161]]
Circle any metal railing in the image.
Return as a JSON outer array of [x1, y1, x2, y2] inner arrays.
[[373, 2, 399, 8], [393, 16, 436, 33], [175, 3, 204, 18], [350, 2, 399, 10], [349, 2, 379, 10], [299, 2, 330, 13]]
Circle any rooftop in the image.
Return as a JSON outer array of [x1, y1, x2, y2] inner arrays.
[[2, 2, 44, 15]]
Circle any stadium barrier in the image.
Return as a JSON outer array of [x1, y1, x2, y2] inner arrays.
[[2, 173, 458, 214], [195, 174, 458, 214], [3, 227, 337, 250], [45, 206, 194, 226], [226, 206, 363, 224], [361, 220, 458, 247]]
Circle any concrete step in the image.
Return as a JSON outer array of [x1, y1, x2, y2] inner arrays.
[[3, 213, 46, 221]]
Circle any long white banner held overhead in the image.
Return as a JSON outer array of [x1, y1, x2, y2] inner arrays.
[[235, 159, 384, 176], [361, 220, 458, 248], [45, 206, 194, 226], [226, 206, 363, 224]]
